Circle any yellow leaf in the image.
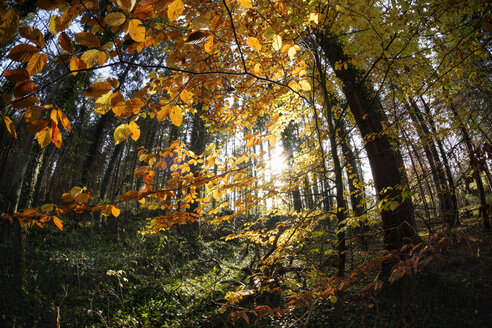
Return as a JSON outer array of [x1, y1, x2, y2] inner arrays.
[[94, 92, 112, 115], [170, 106, 183, 127], [157, 105, 170, 121], [69, 186, 84, 198], [299, 80, 311, 91], [288, 46, 296, 60], [329, 295, 337, 303], [104, 12, 126, 26], [4, 116, 17, 139], [246, 138, 255, 148], [247, 37, 261, 51], [239, 0, 252, 9], [204, 35, 214, 54], [52, 216, 63, 231], [69, 56, 86, 75], [213, 189, 221, 201], [309, 12, 319, 24], [81, 49, 100, 68], [48, 15, 58, 35], [26, 53, 46, 76], [128, 121, 140, 141], [168, 0, 184, 22], [114, 124, 130, 144], [40, 203, 55, 213], [268, 135, 277, 147], [180, 89, 193, 103], [254, 63, 261, 75], [37, 126, 52, 148], [128, 19, 146, 42], [272, 34, 282, 51]]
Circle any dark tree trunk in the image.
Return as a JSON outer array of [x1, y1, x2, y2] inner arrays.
[[317, 33, 419, 251]]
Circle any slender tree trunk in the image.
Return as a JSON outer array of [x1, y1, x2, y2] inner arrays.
[[409, 100, 458, 227], [281, 122, 303, 212], [420, 97, 459, 225], [315, 51, 347, 277], [450, 104, 490, 229]]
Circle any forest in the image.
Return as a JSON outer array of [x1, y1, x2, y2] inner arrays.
[[0, 0, 491, 327]]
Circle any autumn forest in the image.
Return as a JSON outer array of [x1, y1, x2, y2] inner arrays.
[[0, 0, 491, 327]]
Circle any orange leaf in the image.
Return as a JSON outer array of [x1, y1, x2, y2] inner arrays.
[[111, 206, 120, 217], [19, 26, 45, 48], [170, 106, 183, 127], [4, 69, 29, 82], [51, 121, 62, 148], [8, 44, 39, 63], [75, 32, 100, 48], [27, 53, 47, 76], [11, 96, 39, 109], [128, 121, 140, 141], [50, 109, 59, 124], [52, 216, 63, 231], [0, 8, 19, 44], [157, 105, 170, 122], [247, 37, 262, 51], [13, 81, 37, 98], [125, 98, 144, 114], [25, 107, 41, 123], [36, 0, 65, 10], [83, 82, 113, 97], [168, 0, 184, 22], [58, 32, 73, 52], [69, 56, 87, 75], [128, 19, 146, 42], [118, 190, 138, 201], [3, 116, 17, 139], [57, 109, 71, 132], [28, 119, 49, 133], [204, 35, 214, 53]]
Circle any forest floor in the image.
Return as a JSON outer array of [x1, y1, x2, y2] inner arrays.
[[1, 216, 491, 327]]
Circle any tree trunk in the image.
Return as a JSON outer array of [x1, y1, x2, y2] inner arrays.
[[450, 104, 490, 230], [317, 33, 418, 251], [315, 51, 347, 277], [409, 100, 458, 227]]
